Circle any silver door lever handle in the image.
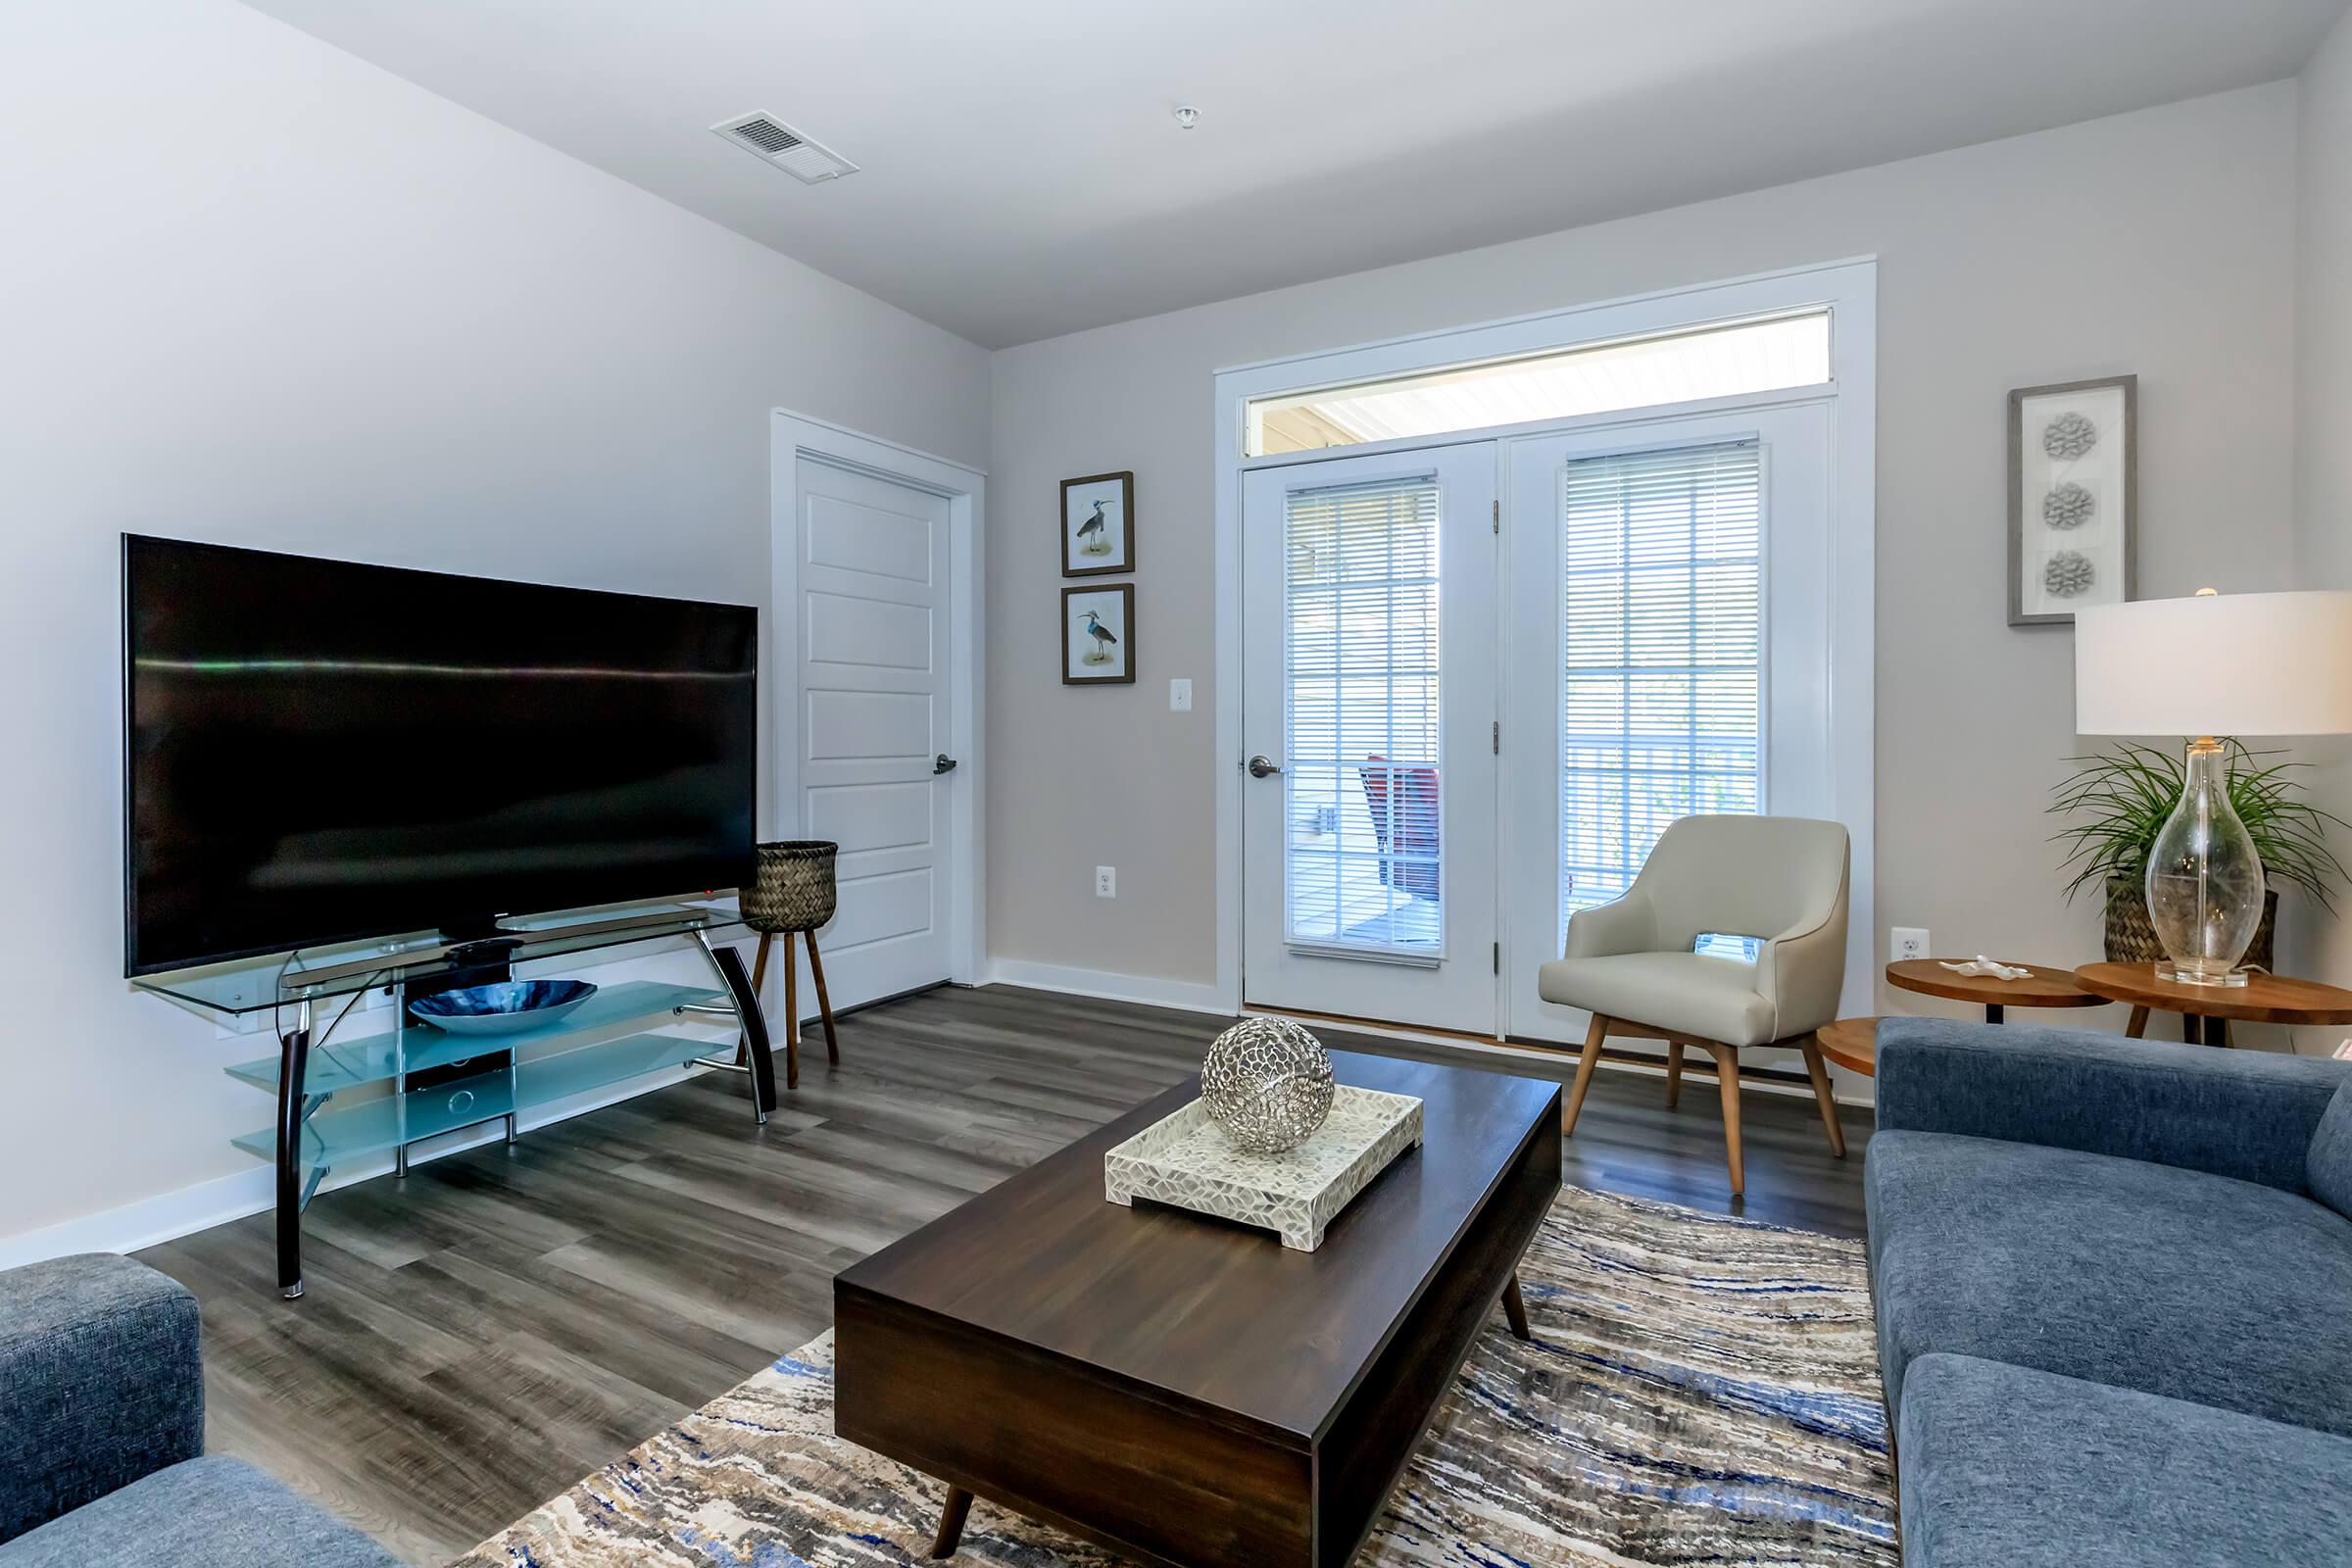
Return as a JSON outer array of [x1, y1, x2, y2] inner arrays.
[[1247, 755, 1283, 778], [933, 755, 959, 775]]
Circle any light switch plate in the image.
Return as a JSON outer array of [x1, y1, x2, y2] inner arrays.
[[1169, 678, 1193, 712]]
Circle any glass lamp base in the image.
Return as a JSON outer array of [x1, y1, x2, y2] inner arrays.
[[2155, 958, 2251, 989]]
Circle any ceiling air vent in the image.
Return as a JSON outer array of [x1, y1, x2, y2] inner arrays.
[[710, 112, 858, 184]]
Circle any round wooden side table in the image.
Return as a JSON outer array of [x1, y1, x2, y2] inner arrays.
[[1885, 959, 2101, 1024], [1814, 1016, 1880, 1078], [2073, 961, 2352, 1047]]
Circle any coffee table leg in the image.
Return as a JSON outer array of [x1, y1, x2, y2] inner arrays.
[[1983, 1003, 2005, 1025], [1501, 1272, 1532, 1341], [2126, 1005, 2150, 1039], [930, 1486, 972, 1559]]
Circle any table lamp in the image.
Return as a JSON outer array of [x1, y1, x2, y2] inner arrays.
[[2074, 590, 2352, 985]]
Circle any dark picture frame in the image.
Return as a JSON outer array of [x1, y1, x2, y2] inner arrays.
[[2008, 374, 2136, 627], [1062, 583, 1135, 685], [1060, 470, 1135, 577]]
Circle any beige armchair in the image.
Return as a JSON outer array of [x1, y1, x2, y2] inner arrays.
[[1539, 813, 1850, 1195]]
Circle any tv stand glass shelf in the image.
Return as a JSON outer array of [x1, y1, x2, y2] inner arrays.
[[133, 903, 776, 1299]]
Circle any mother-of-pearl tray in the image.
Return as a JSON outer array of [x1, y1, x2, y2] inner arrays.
[[1102, 1085, 1424, 1251]]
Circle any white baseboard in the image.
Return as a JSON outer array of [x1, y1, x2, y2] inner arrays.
[[0, 1060, 715, 1273], [981, 959, 1233, 1016]]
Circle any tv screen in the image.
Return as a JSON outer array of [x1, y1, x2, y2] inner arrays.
[[122, 535, 758, 975]]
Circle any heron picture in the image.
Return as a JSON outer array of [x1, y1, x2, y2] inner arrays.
[[1062, 583, 1135, 684], [1059, 470, 1134, 576]]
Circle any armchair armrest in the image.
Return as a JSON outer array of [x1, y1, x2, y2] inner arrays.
[[1563, 890, 1655, 959], [1756, 905, 1846, 1037], [1875, 1018, 2351, 1193], [0, 1254, 203, 1543]]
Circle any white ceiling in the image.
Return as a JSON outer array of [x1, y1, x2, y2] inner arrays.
[[245, 0, 2346, 349]]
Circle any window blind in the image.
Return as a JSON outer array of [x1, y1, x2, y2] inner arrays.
[[1559, 442, 1762, 952], [1283, 476, 1444, 956]]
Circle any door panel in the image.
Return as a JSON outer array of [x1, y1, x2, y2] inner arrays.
[[1242, 445, 1497, 1033], [794, 456, 953, 1010], [1501, 405, 1838, 1044]]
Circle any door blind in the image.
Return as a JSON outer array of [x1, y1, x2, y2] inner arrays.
[[1283, 475, 1444, 957], [1559, 442, 1762, 950]]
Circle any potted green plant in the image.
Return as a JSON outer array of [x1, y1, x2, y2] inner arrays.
[[2049, 741, 2349, 966]]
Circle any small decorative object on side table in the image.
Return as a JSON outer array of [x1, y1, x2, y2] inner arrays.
[[1886, 958, 2100, 1024], [2073, 961, 2352, 1048]]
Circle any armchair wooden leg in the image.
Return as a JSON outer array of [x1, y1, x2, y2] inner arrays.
[[1664, 1041, 1685, 1109], [1707, 1042, 1745, 1197], [1801, 1036, 1846, 1158], [1563, 1012, 1608, 1136]]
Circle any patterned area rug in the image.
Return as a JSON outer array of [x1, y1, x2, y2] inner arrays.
[[458, 1188, 1894, 1567]]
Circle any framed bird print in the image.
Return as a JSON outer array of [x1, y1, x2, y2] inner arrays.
[[1063, 583, 1134, 684], [1060, 470, 1134, 576]]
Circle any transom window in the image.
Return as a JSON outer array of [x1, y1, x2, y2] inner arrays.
[[1247, 311, 1829, 457]]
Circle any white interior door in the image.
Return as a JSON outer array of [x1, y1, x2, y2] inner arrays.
[[1501, 404, 1841, 1044], [1242, 445, 1497, 1033], [792, 455, 954, 1010]]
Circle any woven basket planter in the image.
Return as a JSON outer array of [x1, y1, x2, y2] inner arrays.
[[2103, 874, 2277, 971], [743, 840, 839, 934]]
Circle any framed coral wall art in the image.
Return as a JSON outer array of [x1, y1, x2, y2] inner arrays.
[[2009, 375, 2136, 626], [1061, 471, 1134, 576]]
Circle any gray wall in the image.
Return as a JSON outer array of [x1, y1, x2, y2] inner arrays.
[[987, 85, 2304, 1027], [0, 0, 989, 1242], [2292, 7, 2352, 992]]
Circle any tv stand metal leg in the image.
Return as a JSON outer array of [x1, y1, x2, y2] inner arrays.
[[698, 935, 776, 1122], [275, 1002, 312, 1299]]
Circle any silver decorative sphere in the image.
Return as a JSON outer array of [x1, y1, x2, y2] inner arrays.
[[2043, 549, 2095, 598], [1200, 1016, 1335, 1154], [2042, 412, 2098, 462], [2041, 481, 2093, 529]]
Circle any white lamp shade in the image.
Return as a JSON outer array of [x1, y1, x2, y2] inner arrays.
[[2074, 591, 2352, 737]]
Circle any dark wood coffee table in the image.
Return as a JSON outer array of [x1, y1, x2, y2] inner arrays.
[[833, 1051, 1561, 1568]]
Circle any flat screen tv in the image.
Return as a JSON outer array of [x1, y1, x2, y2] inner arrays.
[[122, 535, 758, 976]]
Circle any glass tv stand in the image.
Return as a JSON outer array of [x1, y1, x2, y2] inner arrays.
[[134, 904, 776, 1298]]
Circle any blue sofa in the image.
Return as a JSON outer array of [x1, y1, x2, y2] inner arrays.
[[0, 1253, 399, 1567], [1867, 1018, 2352, 1565]]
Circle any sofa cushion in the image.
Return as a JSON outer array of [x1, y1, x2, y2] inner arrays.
[[1867, 1129, 2352, 1437], [0, 1456, 399, 1568], [1898, 1352, 2352, 1568], [1535, 951, 1775, 1046], [2312, 1082, 2352, 1220]]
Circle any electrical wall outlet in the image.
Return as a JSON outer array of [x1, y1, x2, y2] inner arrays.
[[1169, 677, 1193, 712], [1890, 926, 1931, 963], [1096, 865, 1116, 899]]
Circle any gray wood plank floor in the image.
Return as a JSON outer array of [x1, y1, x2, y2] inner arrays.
[[138, 983, 1871, 1564]]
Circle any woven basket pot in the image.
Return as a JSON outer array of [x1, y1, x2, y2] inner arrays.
[[2103, 874, 2278, 971], [743, 840, 839, 934]]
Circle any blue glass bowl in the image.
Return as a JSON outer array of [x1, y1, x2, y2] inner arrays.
[[409, 979, 598, 1035]]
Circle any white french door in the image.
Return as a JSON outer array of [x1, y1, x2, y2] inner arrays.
[[1238, 403, 1844, 1043], [792, 455, 955, 1009], [1501, 404, 1837, 1044], [1241, 446, 1497, 1033]]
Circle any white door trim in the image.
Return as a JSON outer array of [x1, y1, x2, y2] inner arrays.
[[770, 410, 987, 985], [1211, 258, 1877, 1025]]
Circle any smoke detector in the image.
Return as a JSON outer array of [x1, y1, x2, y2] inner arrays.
[[710, 112, 858, 183]]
